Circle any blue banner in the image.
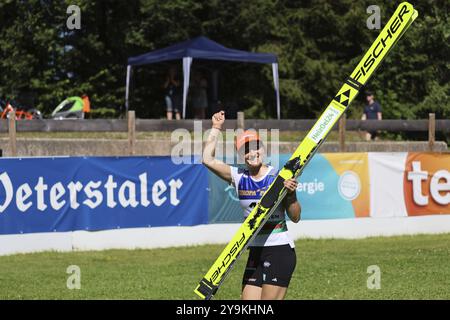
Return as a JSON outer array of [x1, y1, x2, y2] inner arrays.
[[0, 156, 208, 235]]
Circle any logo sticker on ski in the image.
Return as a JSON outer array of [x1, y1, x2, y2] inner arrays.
[[309, 106, 341, 144]]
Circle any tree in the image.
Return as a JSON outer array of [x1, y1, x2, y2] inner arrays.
[[0, 0, 447, 121]]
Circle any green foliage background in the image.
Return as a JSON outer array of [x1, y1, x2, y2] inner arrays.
[[0, 0, 448, 119]]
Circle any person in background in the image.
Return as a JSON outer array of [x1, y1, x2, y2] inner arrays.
[[81, 94, 90, 119], [163, 66, 181, 120], [191, 71, 208, 119], [361, 91, 382, 141]]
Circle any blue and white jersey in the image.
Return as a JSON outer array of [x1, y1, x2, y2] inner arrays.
[[230, 165, 294, 248]]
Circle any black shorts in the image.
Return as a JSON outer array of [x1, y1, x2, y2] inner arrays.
[[242, 244, 296, 288]]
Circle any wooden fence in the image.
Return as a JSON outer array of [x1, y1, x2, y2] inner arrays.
[[1, 111, 448, 156]]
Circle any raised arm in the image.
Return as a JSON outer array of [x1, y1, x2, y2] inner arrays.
[[202, 111, 232, 183]]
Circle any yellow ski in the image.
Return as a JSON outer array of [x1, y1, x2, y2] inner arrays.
[[195, 2, 418, 300]]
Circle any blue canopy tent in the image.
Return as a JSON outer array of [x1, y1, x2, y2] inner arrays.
[[125, 36, 281, 119]]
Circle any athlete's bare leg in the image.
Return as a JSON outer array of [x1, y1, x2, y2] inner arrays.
[[242, 285, 262, 300], [260, 284, 288, 300]]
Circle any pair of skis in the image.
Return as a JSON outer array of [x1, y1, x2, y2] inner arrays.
[[195, 2, 418, 300]]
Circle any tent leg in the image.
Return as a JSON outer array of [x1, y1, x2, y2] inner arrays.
[[182, 57, 193, 119], [125, 65, 131, 113], [272, 63, 281, 120]]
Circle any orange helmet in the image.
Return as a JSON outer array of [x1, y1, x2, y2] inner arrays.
[[235, 130, 262, 153]]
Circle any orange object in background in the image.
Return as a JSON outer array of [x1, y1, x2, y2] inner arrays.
[[0, 102, 33, 120], [82, 94, 91, 113]]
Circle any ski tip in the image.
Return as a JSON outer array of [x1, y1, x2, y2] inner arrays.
[[398, 2, 416, 15], [399, 1, 414, 8], [412, 9, 419, 22], [397, 2, 419, 28], [401, 1, 419, 21]]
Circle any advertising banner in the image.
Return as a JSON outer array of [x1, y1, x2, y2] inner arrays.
[[208, 153, 370, 222], [369, 152, 450, 218], [0, 156, 208, 235], [280, 153, 370, 220], [1, 152, 448, 236], [404, 153, 449, 216], [368, 152, 409, 218], [210, 152, 449, 222]]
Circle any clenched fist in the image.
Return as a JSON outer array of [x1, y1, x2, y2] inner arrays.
[[212, 111, 225, 130]]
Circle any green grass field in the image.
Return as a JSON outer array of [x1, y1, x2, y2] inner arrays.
[[1, 233, 449, 300]]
